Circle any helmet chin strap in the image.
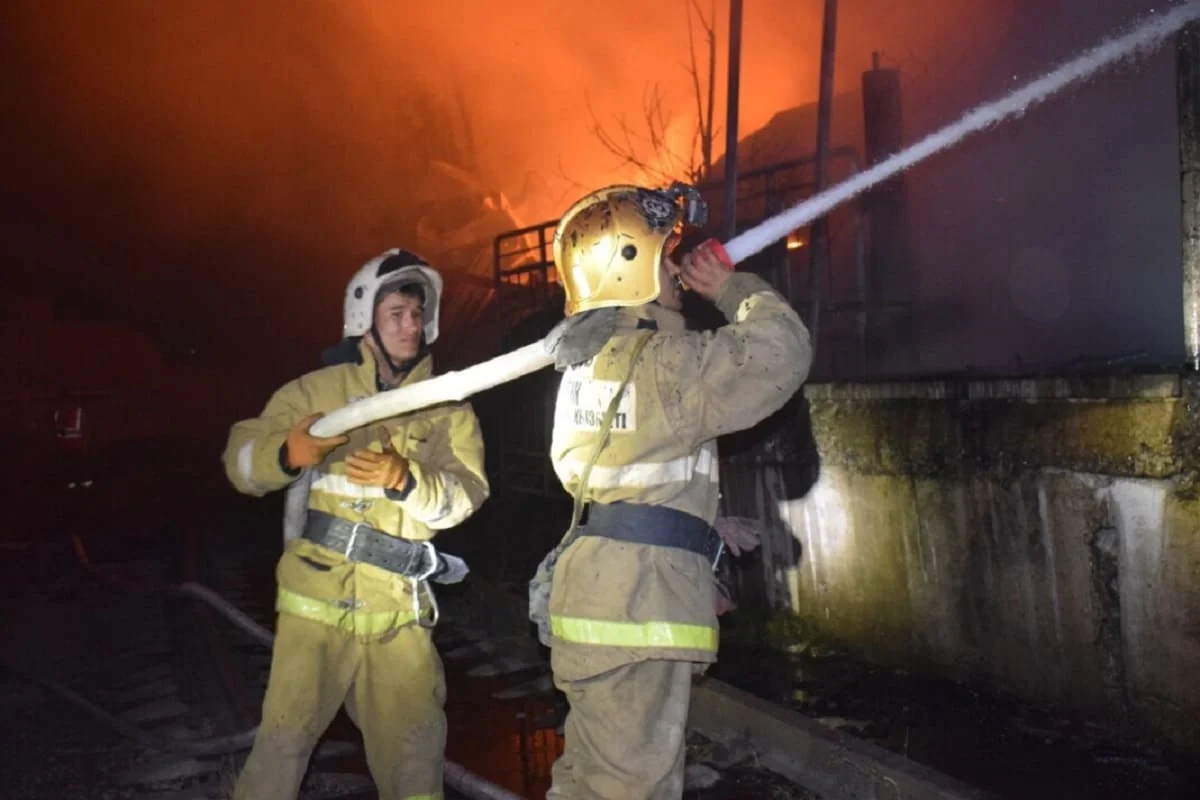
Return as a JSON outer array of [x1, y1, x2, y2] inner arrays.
[[370, 327, 426, 384]]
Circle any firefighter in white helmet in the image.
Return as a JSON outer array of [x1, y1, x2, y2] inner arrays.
[[222, 249, 489, 800], [532, 184, 812, 798]]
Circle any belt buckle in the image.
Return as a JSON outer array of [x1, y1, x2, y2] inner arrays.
[[411, 541, 441, 629]]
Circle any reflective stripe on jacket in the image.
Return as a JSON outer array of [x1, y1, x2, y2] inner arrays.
[[222, 340, 489, 639], [549, 274, 812, 677]]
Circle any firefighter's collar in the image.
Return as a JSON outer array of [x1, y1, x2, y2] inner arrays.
[[634, 302, 686, 333], [358, 338, 433, 391]]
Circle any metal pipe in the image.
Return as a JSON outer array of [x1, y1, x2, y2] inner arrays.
[[812, 0, 839, 193], [1180, 22, 1200, 370], [722, 0, 744, 239], [9, 652, 525, 798], [22, 542, 531, 799], [334, 6, 1200, 439], [445, 762, 526, 800], [853, 176, 869, 371], [861, 49, 909, 371], [723, 3, 1200, 266], [696, 146, 858, 191], [492, 165, 870, 272], [807, 0, 839, 353]]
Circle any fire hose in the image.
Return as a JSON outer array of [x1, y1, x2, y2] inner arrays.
[[309, 1, 1200, 441], [3, 536, 526, 800], [7, 7, 1197, 798]]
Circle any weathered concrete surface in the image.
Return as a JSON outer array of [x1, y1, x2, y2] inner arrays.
[[805, 376, 1186, 478], [689, 678, 994, 800], [722, 374, 1200, 754]]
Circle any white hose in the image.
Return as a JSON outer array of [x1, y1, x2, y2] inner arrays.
[[308, 2, 1200, 438], [310, 341, 554, 438]]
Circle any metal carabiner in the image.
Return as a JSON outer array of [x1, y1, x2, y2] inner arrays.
[[711, 538, 726, 573], [410, 541, 441, 629]]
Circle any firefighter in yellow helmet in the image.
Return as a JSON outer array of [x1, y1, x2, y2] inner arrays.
[[533, 184, 812, 798], [222, 249, 490, 800]]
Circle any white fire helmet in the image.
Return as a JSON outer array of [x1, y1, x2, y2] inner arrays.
[[343, 248, 443, 344]]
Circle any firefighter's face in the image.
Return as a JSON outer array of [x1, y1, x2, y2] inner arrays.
[[373, 291, 424, 360]]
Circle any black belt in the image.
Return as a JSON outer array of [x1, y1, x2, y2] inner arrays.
[[302, 510, 435, 579], [579, 502, 720, 561]]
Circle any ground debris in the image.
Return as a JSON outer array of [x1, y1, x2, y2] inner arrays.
[[712, 644, 1200, 799], [684, 730, 822, 799]]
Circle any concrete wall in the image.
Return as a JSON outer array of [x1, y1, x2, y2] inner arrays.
[[720, 374, 1200, 753]]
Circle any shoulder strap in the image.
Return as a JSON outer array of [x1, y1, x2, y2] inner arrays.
[[557, 330, 654, 549]]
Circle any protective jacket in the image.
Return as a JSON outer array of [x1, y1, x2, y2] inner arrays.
[[547, 273, 811, 679], [223, 339, 489, 640]]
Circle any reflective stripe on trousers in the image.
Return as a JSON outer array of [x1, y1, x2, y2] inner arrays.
[[550, 615, 718, 652], [276, 587, 421, 637]]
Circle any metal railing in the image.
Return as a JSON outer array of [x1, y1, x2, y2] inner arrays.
[[486, 149, 891, 496], [492, 148, 861, 300]]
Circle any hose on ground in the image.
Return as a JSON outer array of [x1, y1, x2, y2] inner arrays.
[[2, 661, 258, 757], [4, 536, 526, 799]]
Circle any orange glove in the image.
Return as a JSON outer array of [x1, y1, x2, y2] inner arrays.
[[285, 413, 349, 470], [344, 427, 411, 491]]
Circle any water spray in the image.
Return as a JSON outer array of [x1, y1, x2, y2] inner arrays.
[[723, 0, 1200, 264], [311, 2, 1200, 439]]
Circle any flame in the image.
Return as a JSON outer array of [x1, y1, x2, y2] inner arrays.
[[5, 0, 1017, 229], [2, 0, 1017, 356]]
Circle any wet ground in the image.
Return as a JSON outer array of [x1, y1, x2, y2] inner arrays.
[[8, 480, 1199, 800], [422, 586, 823, 799], [0, 492, 819, 800], [246, 612, 817, 800], [711, 644, 1200, 799], [0, 681, 154, 800]]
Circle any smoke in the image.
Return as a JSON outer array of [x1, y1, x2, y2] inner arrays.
[[725, 1, 1200, 264], [369, 0, 1016, 218], [2, 0, 1013, 233], [308, 1, 1200, 438], [0, 0, 1015, 382]]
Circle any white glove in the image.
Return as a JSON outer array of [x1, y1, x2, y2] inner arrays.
[[431, 552, 470, 584], [713, 516, 763, 557]]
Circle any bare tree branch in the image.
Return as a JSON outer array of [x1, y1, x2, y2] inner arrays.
[[584, 93, 678, 186], [581, 0, 720, 187], [685, 0, 708, 179], [702, 0, 717, 175]]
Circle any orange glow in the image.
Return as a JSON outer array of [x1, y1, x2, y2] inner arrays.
[[4, 0, 1017, 300]]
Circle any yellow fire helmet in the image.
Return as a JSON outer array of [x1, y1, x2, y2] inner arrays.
[[553, 182, 708, 317]]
